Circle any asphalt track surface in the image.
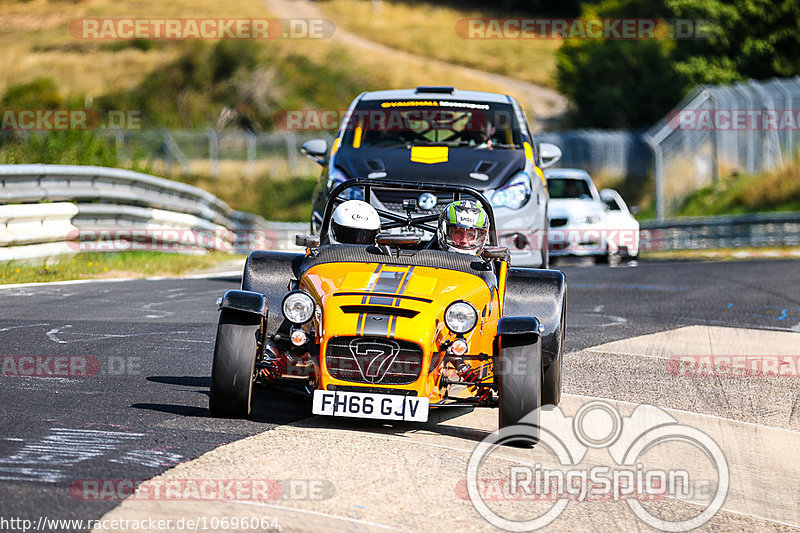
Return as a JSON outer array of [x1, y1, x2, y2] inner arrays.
[[0, 259, 798, 532]]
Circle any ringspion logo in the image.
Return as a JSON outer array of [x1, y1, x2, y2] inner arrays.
[[466, 400, 728, 531]]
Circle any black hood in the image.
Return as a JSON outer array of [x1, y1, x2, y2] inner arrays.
[[333, 146, 525, 190]]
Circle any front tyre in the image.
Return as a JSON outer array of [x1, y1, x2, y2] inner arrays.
[[497, 335, 542, 444], [209, 310, 261, 418]]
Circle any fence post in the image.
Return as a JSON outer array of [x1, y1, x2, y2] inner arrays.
[[207, 129, 219, 179], [246, 132, 257, 178], [285, 132, 298, 175], [645, 136, 665, 221], [709, 92, 719, 183]]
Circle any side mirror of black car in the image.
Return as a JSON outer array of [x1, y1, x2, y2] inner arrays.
[[482, 246, 509, 260], [296, 234, 320, 248], [375, 233, 421, 247]]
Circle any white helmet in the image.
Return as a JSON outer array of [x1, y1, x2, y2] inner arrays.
[[329, 200, 381, 244]]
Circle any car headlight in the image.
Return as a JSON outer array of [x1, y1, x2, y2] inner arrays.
[[445, 301, 478, 334], [576, 215, 602, 225], [326, 167, 363, 201], [282, 291, 315, 324], [491, 172, 532, 210]]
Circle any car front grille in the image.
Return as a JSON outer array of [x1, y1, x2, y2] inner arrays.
[[325, 336, 424, 385], [550, 217, 569, 227]]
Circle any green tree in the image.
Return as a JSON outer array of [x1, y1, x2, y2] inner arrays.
[[556, 0, 800, 128]]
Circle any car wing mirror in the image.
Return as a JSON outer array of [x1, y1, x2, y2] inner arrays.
[[482, 246, 509, 260], [375, 233, 421, 247], [300, 139, 328, 166], [539, 142, 562, 169], [295, 234, 320, 248], [630, 206, 640, 215]]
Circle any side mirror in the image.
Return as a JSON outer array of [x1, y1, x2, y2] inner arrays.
[[482, 246, 509, 260], [375, 233, 421, 247], [630, 206, 640, 215], [295, 234, 320, 248], [300, 139, 328, 166], [539, 142, 562, 169]]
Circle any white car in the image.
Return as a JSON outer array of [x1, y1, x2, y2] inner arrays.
[[599, 188, 640, 259], [545, 168, 639, 263]]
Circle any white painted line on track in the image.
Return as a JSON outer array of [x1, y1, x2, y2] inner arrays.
[[0, 270, 242, 290]]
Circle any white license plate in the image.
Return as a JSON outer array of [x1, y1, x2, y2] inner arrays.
[[312, 390, 429, 422]]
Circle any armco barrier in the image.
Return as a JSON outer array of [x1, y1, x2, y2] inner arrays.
[[640, 211, 800, 251], [2, 165, 798, 260], [0, 164, 302, 260]]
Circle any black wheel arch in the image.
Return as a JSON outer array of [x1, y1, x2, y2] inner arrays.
[[241, 251, 306, 336], [503, 267, 566, 405]]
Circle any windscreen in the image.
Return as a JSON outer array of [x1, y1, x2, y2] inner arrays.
[[341, 99, 523, 150], [547, 178, 593, 199]]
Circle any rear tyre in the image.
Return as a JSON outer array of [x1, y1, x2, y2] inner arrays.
[[209, 311, 260, 418], [498, 335, 542, 445]]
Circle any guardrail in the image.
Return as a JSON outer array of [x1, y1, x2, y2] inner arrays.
[[640, 211, 800, 251], [2, 165, 798, 261], [0, 164, 302, 260]]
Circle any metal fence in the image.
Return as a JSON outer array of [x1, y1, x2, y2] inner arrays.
[[537, 129, 651, 179], [645, 77, 800, 219], [107, 129, 331, 180]]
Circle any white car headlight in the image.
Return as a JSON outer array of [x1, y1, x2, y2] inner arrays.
[[492, 172, 532, 210], [576, 215, 602, 225], [445, 301, 478, 334], [327, 167, 363, 201], [282, 291, 315, 324]]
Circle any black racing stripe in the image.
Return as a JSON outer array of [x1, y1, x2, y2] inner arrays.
[[332, 292, 433, 303], [372, 269, 407, 295], [362, 264, 385, 304], [394, 266, 415, 306], [359, 264, 386, 328], [354, 266, 413, 339], [362, 314, 392, 336], [367, 296, 394, 306]]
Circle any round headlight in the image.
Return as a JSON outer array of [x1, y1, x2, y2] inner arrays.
[[445, 301, 478, 334], [282, 291, 315, 324]]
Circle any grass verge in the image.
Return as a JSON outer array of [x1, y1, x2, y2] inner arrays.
[[0, 251, 244, 285], [641, 246, 800, 262]]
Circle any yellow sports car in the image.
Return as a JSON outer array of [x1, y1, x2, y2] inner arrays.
[[209, 180, 565, 436]]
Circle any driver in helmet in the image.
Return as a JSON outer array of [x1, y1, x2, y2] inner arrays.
[[329, 200, 381, 245], [437, 200, 489, 255]]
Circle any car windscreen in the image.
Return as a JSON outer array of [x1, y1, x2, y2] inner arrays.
[[603, 196, 622, 210], [340, 100, 523, 150], [547, 178, 593, 199]]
